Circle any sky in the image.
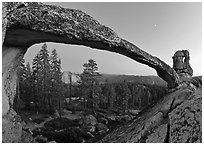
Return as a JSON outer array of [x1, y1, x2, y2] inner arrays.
[[24, 2, 202, 76]]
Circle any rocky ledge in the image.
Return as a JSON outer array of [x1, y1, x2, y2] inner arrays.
[[99, 79, 202, 143]]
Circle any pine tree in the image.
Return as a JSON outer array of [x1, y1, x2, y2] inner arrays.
[[32, 52, 41, 112], [23, 62, 33, 109], [50, 49, 63, 116], [14, 56, 26, 112], [32, 43, 51, 113], [80, 59, 101, 111], [39, 43, 51, 112]]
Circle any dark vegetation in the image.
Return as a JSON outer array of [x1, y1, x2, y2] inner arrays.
[[14, 43, 168, 143]]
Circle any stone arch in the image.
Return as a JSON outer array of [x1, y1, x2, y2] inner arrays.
[[2, 2, 182, 142], [2, 2, 181, 115]]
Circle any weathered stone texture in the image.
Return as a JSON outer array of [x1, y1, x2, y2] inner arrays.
[[2, 45, 26, 115], [2, 3, 8, 42], [146, 124, 168, 143], [2, 109, 22, 143], [99, 86, 201, 143], [169, 88, 202, 143], [172, 50, 193, 76]]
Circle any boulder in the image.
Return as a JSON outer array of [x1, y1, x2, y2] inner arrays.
[[33, 126, 92, 143], [34, 135, 48, 143], [44, 118, 78, 130], [20, 130, 35, 143], [83, 114, 98, 126], [86, 125, 96, 133], [128, 110, 141, 115], [62, 109, 72, 115]]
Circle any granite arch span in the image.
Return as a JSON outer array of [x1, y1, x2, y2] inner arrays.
[[2, 2, 182, 142]]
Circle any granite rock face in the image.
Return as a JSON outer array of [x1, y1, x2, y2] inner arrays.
[[99, 85, 202, 143], [169, 88, 202, 143], [2, 2, 201, 143]]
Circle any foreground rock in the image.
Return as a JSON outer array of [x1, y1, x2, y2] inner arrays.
[[31, 112, 132, 143], [32, 117, 93, 143], [82, 114, 98, 126], [2, 109, 22, 142], [99, 83, 202, 143], [169, 88, 202, 142]]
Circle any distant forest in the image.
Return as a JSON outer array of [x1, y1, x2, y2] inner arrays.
[[14, 43, 167, 115]]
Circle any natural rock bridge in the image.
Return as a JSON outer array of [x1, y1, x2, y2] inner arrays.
[[2, 2, 201, 143]]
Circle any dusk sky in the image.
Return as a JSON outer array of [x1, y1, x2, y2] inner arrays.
[[24, 2, 202, 76]]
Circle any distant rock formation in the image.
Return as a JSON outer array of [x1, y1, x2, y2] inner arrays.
[[62, 71, 80, 84], [172, 50, 193, 76], [2, 2, 201, 143]]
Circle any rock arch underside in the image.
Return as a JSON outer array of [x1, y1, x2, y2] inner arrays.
[[2, 2, 202, 143]]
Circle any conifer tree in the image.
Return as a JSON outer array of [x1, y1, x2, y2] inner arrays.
[[23, 62, 33, 109], [39, 43, 51, 112], [14, 56, 26, 112], [80, 59, 101, 111], [32, 52, 41, 112], [32, 43, 51, 112], [50, 49, 63, 116]]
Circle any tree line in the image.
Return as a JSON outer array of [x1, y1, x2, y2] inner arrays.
[[67, 59, 167, 113]]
